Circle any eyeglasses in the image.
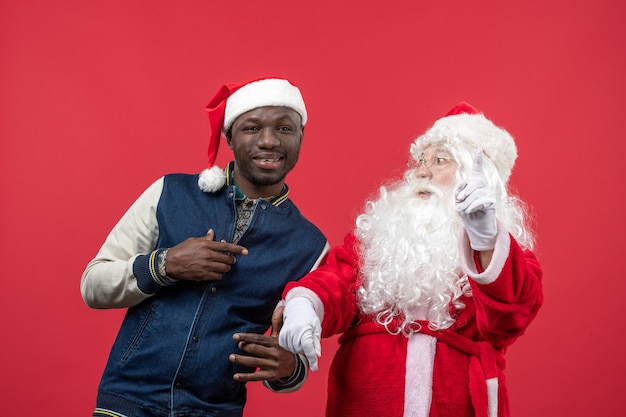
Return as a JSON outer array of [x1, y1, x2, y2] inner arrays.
[[407, 150, 454, 170]]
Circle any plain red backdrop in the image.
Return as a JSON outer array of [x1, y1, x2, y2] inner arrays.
[[1, 0, 625, 416]]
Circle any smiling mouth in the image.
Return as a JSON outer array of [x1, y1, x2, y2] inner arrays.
[[253, 156, 283, 169]]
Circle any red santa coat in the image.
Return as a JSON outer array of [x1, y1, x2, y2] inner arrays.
[[283, 229, 543, 417]]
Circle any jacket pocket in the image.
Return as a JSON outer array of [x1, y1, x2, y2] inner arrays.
[[119, 302, 156, 365]]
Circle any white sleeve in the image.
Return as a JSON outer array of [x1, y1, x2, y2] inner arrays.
[[80, 177, 163, 309]]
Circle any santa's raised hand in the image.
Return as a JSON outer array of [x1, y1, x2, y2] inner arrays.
[[455, 150, 498, 251], [278, 297, 321, 371]]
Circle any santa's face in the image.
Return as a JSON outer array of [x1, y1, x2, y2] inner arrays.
[[408, 145, 458, 199]]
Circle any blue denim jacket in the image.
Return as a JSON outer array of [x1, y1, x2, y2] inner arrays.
[[95, 169, 327, 417]]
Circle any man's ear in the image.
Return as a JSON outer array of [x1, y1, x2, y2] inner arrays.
[[225, 130, 234, 149]]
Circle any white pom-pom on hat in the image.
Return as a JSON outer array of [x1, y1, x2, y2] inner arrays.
[[198, 77, 307, 193], [198, 166, 226, 193]]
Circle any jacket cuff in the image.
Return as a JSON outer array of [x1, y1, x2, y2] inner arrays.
[[133, 249, 176, 294]]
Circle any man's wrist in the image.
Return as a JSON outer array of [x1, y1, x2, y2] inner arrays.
[[152, 248, 177, 286], [265, 353, 307, 391]]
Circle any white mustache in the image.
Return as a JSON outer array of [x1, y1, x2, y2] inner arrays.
[[411, 180, 445, 197]]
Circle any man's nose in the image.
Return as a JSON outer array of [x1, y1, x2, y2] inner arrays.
[[257, 128, 280, 148]]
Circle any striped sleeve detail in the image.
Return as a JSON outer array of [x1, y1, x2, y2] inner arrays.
[[133, 249, 176, 294], [93, 408, 128, 417]]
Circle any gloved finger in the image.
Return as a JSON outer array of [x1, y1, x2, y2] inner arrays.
[[278, 330, 294, 352], [304, 345, 320, 371], [461, 194, 496, 213], [471, 149, 485, 179], [314, 326, 322, 357], [455, 182, 469, 202], [302, 332, 320, 371], [303, 346, 319, 371], [457, 150, 487, 201], [456, 174, 484, 202], [307, 355, 319, 372], [455, 186, 486, 211]]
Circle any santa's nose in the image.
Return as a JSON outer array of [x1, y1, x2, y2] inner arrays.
[[413, 164, 433, 179]]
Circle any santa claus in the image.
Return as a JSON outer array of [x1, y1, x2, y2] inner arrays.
[[278, 103, 543, 417]]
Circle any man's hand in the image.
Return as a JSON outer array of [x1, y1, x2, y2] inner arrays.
[[229, 333, 296, 382], [165, 229, 248, 281]]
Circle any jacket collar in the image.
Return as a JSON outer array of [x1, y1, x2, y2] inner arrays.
[[225, 161, 290, 206]]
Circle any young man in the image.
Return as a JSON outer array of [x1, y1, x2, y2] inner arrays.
[[278, 103, 543, 417], [81, 77, 328, 417]]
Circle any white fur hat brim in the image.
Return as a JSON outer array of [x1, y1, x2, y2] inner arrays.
[[223, 78, 307, 133], [417, 112, 517, 182]]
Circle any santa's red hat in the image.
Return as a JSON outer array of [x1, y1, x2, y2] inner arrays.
[[198, 77, 308, 192], [414, 102, 518, 182], [444, 101, 480, 117]]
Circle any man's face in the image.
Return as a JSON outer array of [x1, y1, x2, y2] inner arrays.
[[227, 106, 304, 199], [408, 145, 458, 199]]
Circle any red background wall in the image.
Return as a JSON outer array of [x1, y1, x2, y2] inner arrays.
[[1, 1, 624, 415]]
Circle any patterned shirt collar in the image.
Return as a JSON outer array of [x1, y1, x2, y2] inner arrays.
[[225, 161, 290, 206]]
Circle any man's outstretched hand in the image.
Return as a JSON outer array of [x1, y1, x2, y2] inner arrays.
[[229, 332, 296, 382]]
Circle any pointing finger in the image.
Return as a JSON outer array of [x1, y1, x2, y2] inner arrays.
[[203, 229, 248, 256], [472, 149, 485, 177]]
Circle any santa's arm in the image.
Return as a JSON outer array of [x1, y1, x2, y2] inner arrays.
[[278, 233, 360, 370], [460, 228, 543, 348], [282, 233, 361, 337]]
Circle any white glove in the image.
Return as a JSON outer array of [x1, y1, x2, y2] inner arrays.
[[278, 297, 321, 371], [455, 150, 498, 251]]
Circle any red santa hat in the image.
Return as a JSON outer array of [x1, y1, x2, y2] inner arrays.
[[416, 102, 518, 182], [198, 77, 308, 192]]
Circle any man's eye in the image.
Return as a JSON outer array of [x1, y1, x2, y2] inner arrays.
[[435, 156, 448, 164], [278, 126, 293, 132], [243, 126, 260, 131]]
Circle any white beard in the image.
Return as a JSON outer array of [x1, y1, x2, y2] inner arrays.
[[355, 176, 470, 335]]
